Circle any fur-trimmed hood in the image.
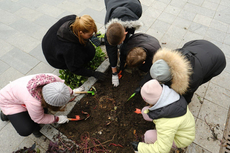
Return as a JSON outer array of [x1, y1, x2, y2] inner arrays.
[[105, 18, 142, 32], [152, 48, 192, 95]]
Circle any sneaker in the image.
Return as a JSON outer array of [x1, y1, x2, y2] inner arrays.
[[0, 111, 9, 121]]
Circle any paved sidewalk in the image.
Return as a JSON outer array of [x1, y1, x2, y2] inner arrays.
[[0, 0, 230, 152]]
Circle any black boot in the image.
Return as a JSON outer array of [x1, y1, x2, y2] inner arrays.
[[0, 111, 9, 121], [32, 125, 42, 138]]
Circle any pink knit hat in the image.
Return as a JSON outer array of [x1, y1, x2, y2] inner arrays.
[[141, 79, 162, 105]]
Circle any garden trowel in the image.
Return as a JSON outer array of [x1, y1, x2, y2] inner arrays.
[[74, 86, 96, 96]]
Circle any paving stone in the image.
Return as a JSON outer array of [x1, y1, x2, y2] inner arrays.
[[27, 62, 55, 75], [194, 118, 222, 153], [209, 19, 229, 32], [0, 67, 24, 88], [186, 143, 212, 153], [139, 0, 155, 6], [57, 1, 86, 15], [160, 33, 182, 49], [0, 0, 22, 13], [214, 5, 230, 24], [224, 34, 230, 46], [188, 22, 208, 35], [0, 23, 17, 40], [211, 72, 230, 91], [14, 7, 43, 21], [5, 32, 40, 53], [172, 17, 192, 29], [179, 31, 204, 47], [205, 82, 230, 108], [0, 39, 13, 57], [0, 119, 8, 131], [150, 1, 168, 11], [146, 28, 165, 41], [1, 48, 39, 74], [158, 12, 177, 24], [0, 123, 25, 153], [189, 94, 203, 118], [165, 25, 187, 39], [184, 3, 215, 18], [17, 0, 43, 9], [140, 11, 156, 29], [0, 9, 19, 25], [221, 44, 230, 58], [29, 134, 50, 152], [29, 44, 48, 64], [188, 0, 204, 6], [178, 9, 196, 21], [78, 8, 105, 25], [170, 0, 187, 8], [193, 14, 212, 27], [36, 4, 65, 18], [0, 60, 10, 75], [205, 27, 226, 42], [202, 1, 219, 11], [33, 14, 57, 29], [9, 18, 47, 40]]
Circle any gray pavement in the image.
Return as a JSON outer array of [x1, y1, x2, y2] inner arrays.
[[0, 0, 230, 152]]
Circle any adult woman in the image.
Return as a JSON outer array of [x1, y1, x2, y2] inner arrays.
[[0, 73, 82, 138], [42, 14, 106, 81]]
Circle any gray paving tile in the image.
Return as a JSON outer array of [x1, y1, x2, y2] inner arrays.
[[205, 82, 230, 108], [224, 34, 230, 46], [150, 1, 168, 11], [9, 18, 47, 40], [165, 25, 187, 39], [27, 62, 55, 75], [211, 72, 230, 91], [223, 57, 230, 74], [0, 39, 13, 57], [78, 8, 105, 25], [33, 14, 58, 29], [184, 3, 215, 18], [5, 32, 40, 53], [140, 0, 155, 6], [57, 1, 86, 15], [178, 9, 197, 21], [194, 118, 223, 153], [147, 28, 165, 41], [205, 27, 226, 42], [17, 0, 43, 9], [209, 19, 229, 32], [214, 5, 230, 24], [14, 7, 43, 21], [189, 94, 203, 118], [180, 31, 204, 47], [0, 67, 24, 88], [165, 5, 181, 16], [0, 9, 19, 25], [0, 123, 25, 153], [221, 44, 230, 58], [172, 17, 192, 29], [1, 48, 40, 74], [170, 0, 187, 8], [0, 23, 17, 40], [160, 33, 183, 49], [36, 4, 65, 18], [0, 119, 8, 131], [206, 0, 221, 4], [0, 0, 22, 13], [0, 60, 10, 75], [193, 14, 212, 27], [188, 0, 205, 6], [28, 134, 50, 152], [186, 143, 212, 153], [220, 0, 230, 8], [202, 0, 219, 11], [29, 44, 47, 63], [158, 12, 177, 24], [81, 0, 105, 11]]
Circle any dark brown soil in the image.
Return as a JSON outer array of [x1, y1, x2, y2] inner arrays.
[[57, 69, 155, 153]]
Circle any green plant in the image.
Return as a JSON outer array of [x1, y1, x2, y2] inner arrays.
[[59, 36, 106, 89]]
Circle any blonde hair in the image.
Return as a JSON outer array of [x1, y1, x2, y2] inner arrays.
[[106, 23, 125, 46], [126, 47, 147, 67], [70, 15, 97, 45]]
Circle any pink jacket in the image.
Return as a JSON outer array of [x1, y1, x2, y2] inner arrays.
[[0, 73, 72, 124]]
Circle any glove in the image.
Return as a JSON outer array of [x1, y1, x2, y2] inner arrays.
[[112, 74, 119, 87], [131, 142, 139, 151], [73, 86, 85, 96], [90, 35, 101, 47], [93, 71, 106, 81], [57, 115, 69, 124]]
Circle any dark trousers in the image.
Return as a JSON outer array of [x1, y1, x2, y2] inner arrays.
[[7, 111, 40, 137]]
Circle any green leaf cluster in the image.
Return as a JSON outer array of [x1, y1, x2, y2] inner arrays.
[[59, 34, 106, 89]]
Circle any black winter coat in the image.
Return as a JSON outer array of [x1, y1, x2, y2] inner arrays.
[[140, 40, 226, 103], [119, 33, 161, 72], [42, 15, 95, 77], [104, 0, 142, 68]]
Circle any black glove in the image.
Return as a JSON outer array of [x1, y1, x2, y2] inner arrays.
[[134, 87, 141, 94], [131, 142, 139, 151], [90, 35, 101, 47], [93, 71, 106, 81]]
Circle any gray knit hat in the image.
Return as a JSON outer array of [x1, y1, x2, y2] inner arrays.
[[150, 59, 172, 82], [42, 82, 71, 107]]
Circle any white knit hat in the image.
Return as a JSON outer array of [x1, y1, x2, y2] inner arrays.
[[150, 59, 172, 82], [141, 79, 162, 105], [42, 82, 71, 107]]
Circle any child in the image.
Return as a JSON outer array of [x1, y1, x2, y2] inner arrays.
[[139, 40, 226, 103], [104, 0, 142, 87], [42, 14, 106, 81], [119, 33, 161, 73], [131, 79, 195, 153], [0, 73, 83, 138]]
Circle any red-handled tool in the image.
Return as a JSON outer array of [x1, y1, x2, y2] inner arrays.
[[68, 115, 81, 121]]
